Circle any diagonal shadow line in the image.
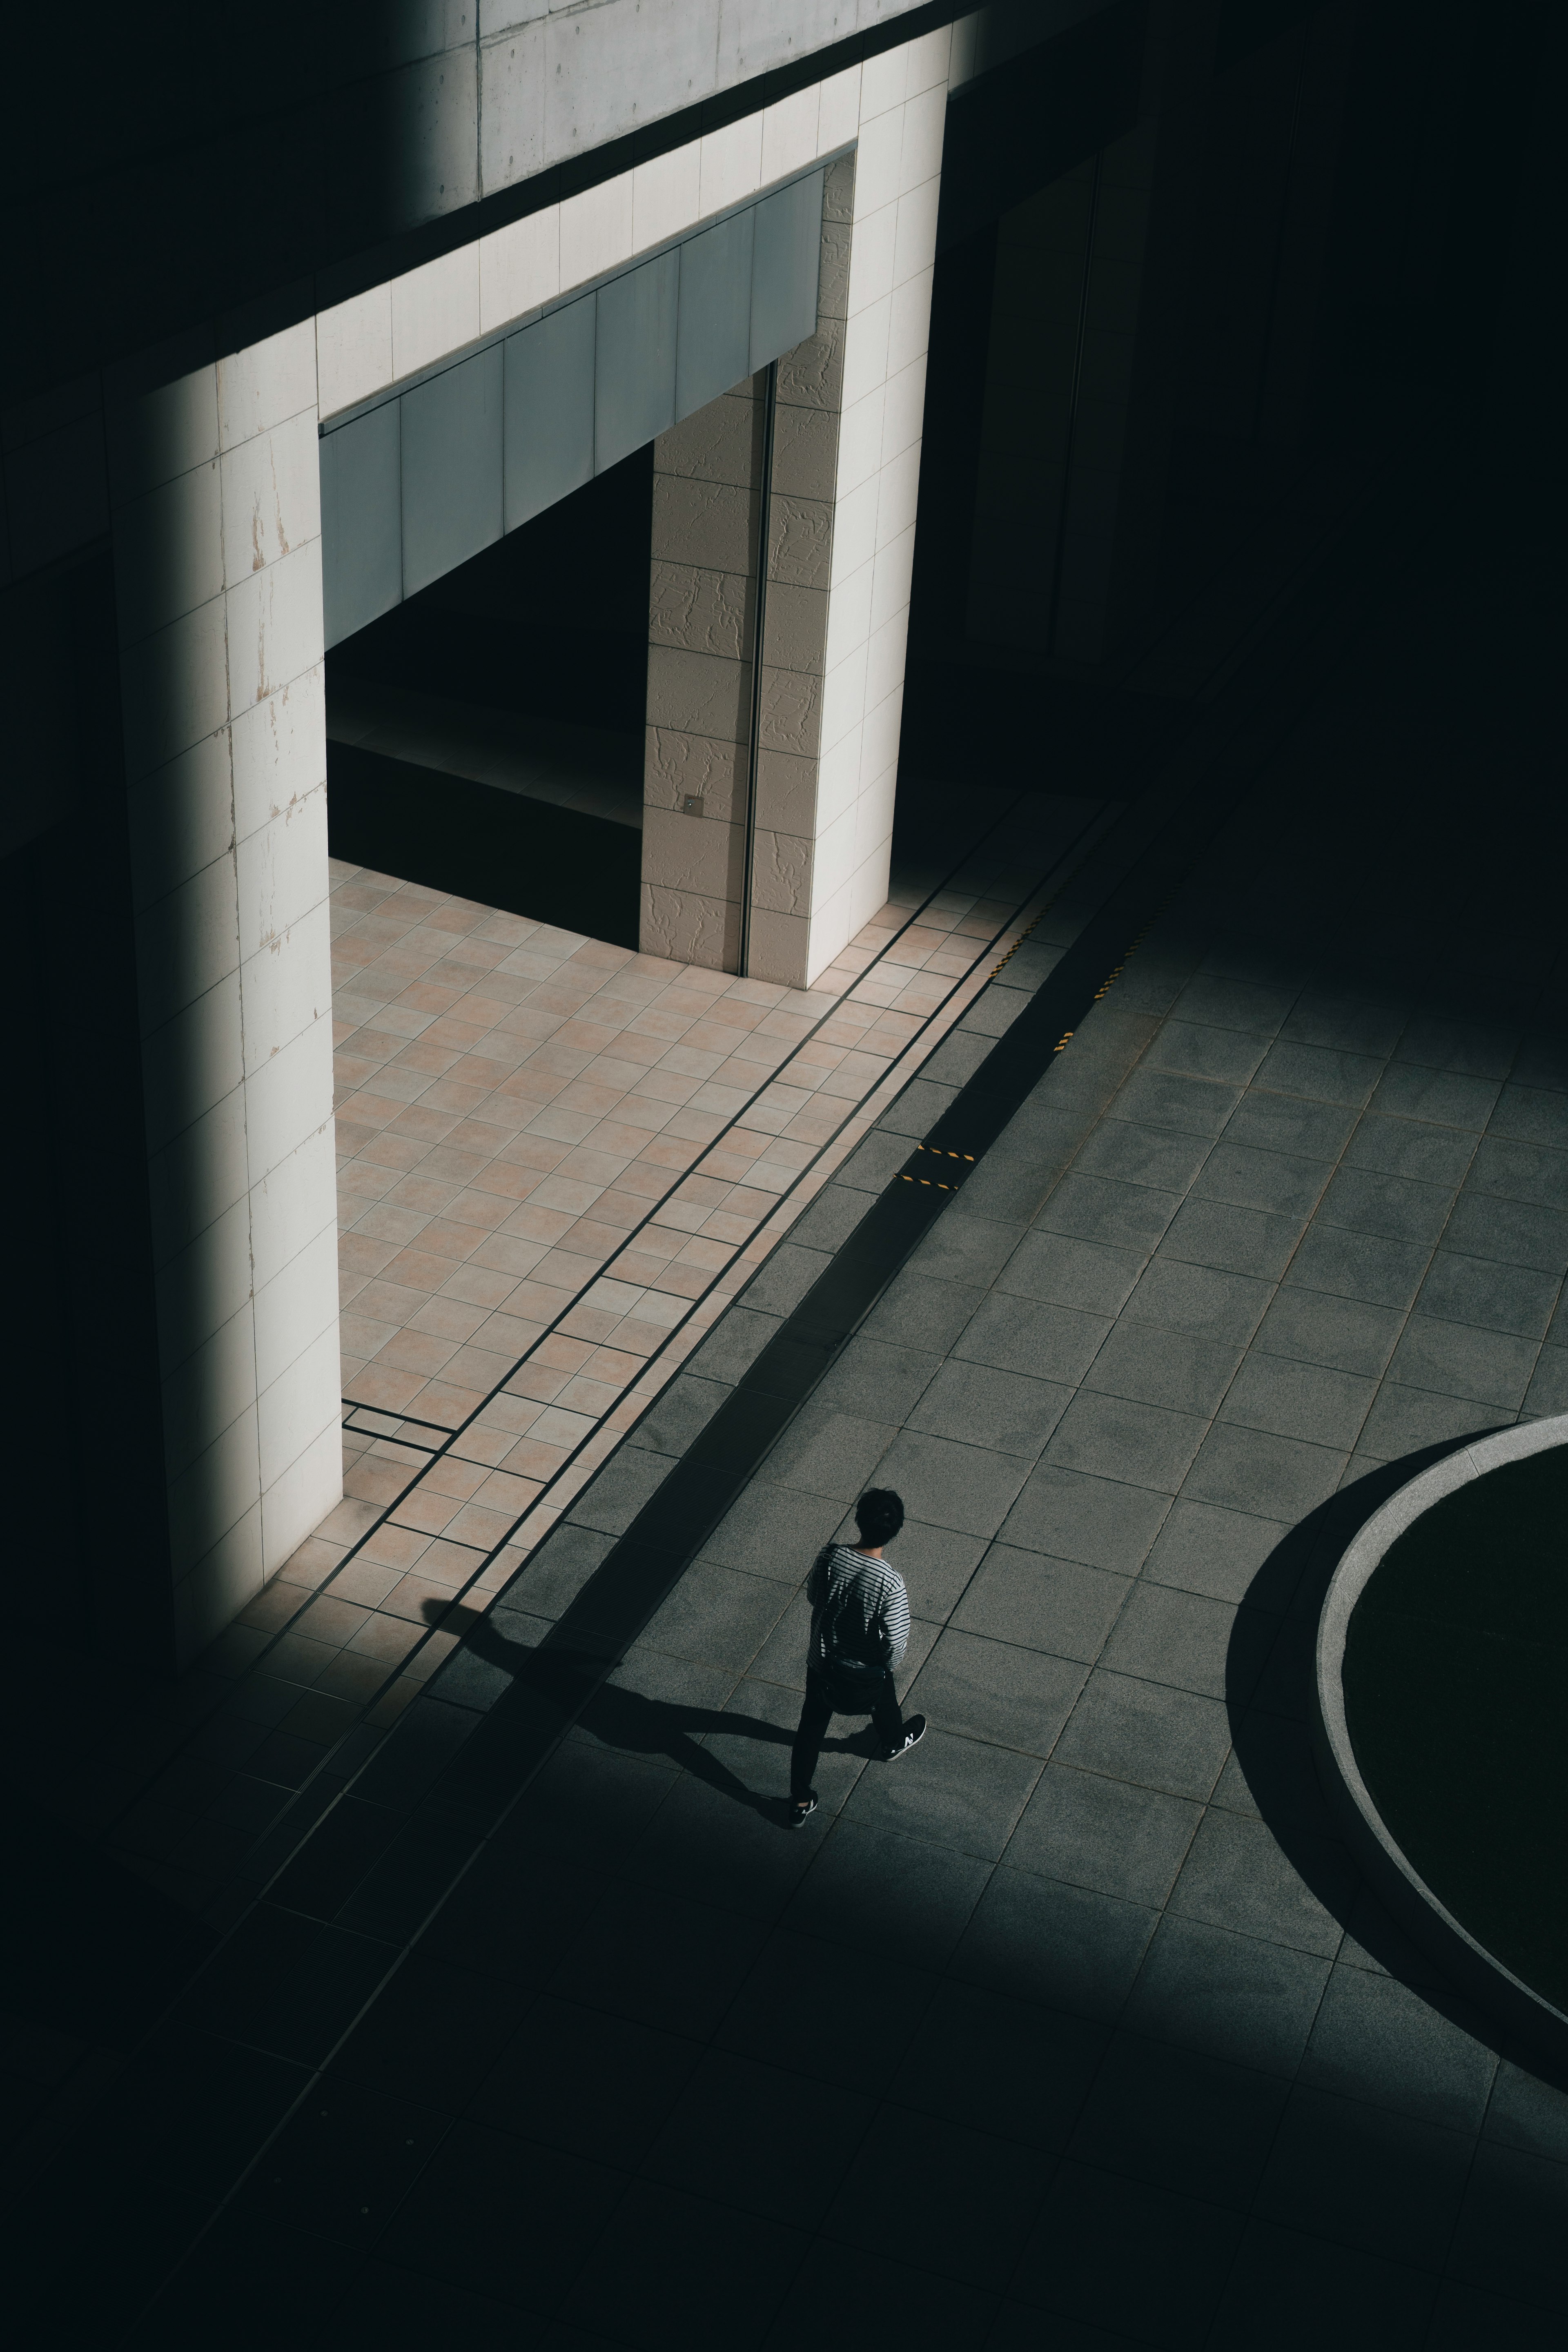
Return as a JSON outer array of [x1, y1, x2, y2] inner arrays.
[[167, 801, 1114, 1892], [311, 795, 1100, 1580], [360, 442, 1449, 1837], [379, 755, 1326, 1829], [227, 807, 1112, 1695], [350, 463, 1428, 1705], [83, 791, 1094, 1873], [78, 418, 1444, 2344], [435, 1601, 876, 1820], [335, 782, 1062, 1425], [236, 424, 1416, 1777], [243, 408, 1439, 1888]]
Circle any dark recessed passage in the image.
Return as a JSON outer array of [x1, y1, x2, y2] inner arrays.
[[325, 744, 642, 944], [325, 447, 653, 947]]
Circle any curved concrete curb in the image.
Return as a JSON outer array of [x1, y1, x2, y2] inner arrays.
[[1312, 1412, 1568, 2069]]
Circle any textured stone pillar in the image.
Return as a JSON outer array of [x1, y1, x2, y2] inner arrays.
[[640, 27, 954, 987], [640, 376, 766, 972], [749, 153, 856, 984], [109, 325, 341, 1663], [638, 158, 860, 987]]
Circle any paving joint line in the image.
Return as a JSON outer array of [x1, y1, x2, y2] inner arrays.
[[85, 797, 1114, 1894], [122, 725, 1321, 2331], [322, 786, 1066, 1531], [209, 806, 1118, 1885], [122, 430, 1431, 1886], [45, 423, 1437, 2331]]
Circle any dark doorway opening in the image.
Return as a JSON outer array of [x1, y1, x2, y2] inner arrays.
[[325, 445, 652, 947]]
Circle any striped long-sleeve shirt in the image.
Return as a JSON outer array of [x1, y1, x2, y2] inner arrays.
[[806, 1544, 911, 1677]]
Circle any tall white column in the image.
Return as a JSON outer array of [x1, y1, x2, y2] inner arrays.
[[638, 27, 955, 991], [787, 31, 950, 984], [109, 325, 341, 1664], [640, 374, 766, 972]]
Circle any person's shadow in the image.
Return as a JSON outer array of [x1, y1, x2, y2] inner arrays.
[[423, 1598, 882, 1822]]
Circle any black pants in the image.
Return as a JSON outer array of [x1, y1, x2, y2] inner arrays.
[[790, 1666, 904, 1800]]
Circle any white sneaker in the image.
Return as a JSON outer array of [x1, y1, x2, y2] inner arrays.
[[884, 1714, 927, 1762]]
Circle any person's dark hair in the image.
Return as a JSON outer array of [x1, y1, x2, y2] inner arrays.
[[855, 1488, 904, 1548]]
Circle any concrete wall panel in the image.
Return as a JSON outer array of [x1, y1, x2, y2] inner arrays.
[[217, 321, 318, 452], [634, 142, 706, 255], [244, 1009, 333, 1188], [113, 462, 224, 647], [147, 1090, 249, 1275], [231, 665, 326, 844], [226, 540, 326, 712], [560, 171, 638, 292], [126, 731, 234, 915], [479, 19, 548, 198], [543, 0, 723, 165], [133, 854, 241, 1037], [700, 114, 767, 217]]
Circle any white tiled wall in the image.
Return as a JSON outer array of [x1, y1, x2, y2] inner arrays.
[[641, 376, 764, 969], [110, 318, 339, 1663], [755, 27, 953, 986], [391, 246, 482, 380], [312, 51, 913, 423], [18, 9, 969, 1659], [635, 29, 957, 990]]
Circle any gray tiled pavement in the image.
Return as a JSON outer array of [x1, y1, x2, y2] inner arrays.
[[26, 504, 1568, 2348], [396, 524, 1568, 2345]]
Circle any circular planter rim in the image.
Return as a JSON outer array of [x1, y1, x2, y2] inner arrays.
[[1314, 1411, 1568, 2060]]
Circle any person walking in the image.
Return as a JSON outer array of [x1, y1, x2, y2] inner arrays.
[[788, 1486, 925, 1827]]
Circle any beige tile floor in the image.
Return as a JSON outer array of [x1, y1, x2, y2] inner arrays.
[[60, 788, 1107, 1947], [9, 471, 1398, 2182], [253, 791, 1110, 1722]]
